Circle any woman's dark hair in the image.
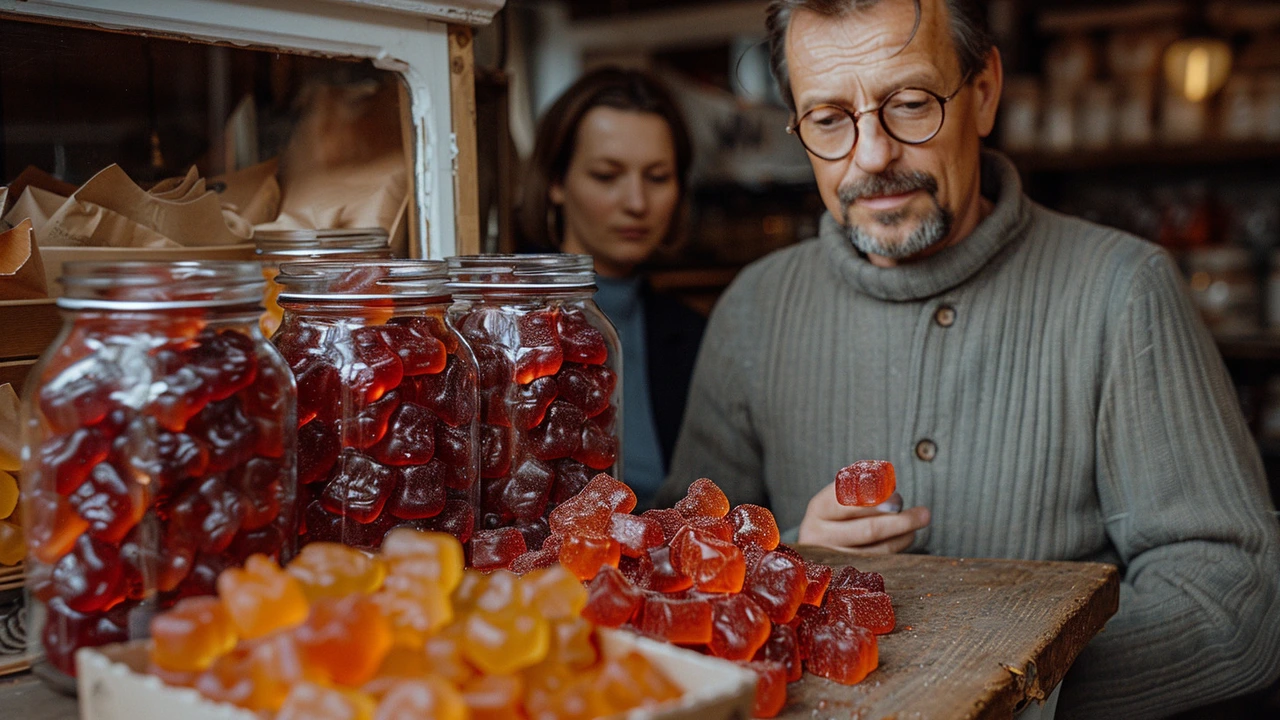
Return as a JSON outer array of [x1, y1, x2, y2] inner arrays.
[[516, 67, 693, 251]]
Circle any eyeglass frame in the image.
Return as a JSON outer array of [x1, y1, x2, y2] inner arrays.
[[786, 70, 976, 161]]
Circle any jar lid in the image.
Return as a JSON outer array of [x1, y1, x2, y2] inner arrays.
[[58, 261, 265, 310], [447, 254, 595, 290], [255, 227, 391, 259], [276, 259, 451, 302]]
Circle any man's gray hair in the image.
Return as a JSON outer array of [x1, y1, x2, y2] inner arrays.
[[766, 0, 994, 112]]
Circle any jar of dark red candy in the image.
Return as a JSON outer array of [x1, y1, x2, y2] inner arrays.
[[446, 254, 621, 563], [20, 261, 298, 690], [255, 227, 391, 337], [272, 260, 480, 552]]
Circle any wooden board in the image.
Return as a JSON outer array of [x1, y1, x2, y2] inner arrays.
[[0, 299, 59, 360], [788, 548, 1120, 720], [448, 23, 482, 257]]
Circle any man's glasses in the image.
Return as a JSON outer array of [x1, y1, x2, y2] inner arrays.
[[787, 72, 974, 161]]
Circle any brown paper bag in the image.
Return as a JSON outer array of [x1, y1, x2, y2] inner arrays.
[[259, 151, 406, 233], [39, 164, 251, 249], [2, 166, 77, 217], [3, 186, 68, 233], [0, 220, 49, 299], [213, 158, 281, 226], [0, 383, 18, 471], [149, 166, 205, 202]]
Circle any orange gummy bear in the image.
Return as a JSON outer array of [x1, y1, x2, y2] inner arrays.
[[276, 682, 377, 720], [217, 554, 309, 640], [149, 596, 238, 673], [372, 676, 468, 720], [287, 542, 387, 601], [295, 594, 394, 687]]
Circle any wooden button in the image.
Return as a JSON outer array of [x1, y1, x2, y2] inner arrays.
[[935, 305, 956, 328], [915, 439, 937, 462]]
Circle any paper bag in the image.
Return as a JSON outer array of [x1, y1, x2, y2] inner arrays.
[[2, 166, 77, 217], [38, 164, 251, 249], [259, 152, 406, 234], [0, 384, 18, 473], [212, 158, 281, 226], [3, 186, 68, 233], [149, 166, 205, 202], [0, 220, 48, 299]]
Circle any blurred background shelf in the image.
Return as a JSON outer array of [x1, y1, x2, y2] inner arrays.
[[1008, 141, 1280, 173]]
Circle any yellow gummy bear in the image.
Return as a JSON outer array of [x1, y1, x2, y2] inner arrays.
[[0, 470, 18, 519]]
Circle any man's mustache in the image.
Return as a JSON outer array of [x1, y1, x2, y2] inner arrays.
[[838, 170, 939, 206]]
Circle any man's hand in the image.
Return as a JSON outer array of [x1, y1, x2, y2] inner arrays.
[[797, 482, 931, 553]]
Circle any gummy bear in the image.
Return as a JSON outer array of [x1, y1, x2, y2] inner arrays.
[[755, 623, 803, 682], [169, 474, 247, 554], [231, 457, 285, 531], [432, 422, 477, 491], [743, 550, 808, 624], [803, 616, 878, 685], [295, 594, 394, 686], [294, 359, 343, 425], [824, 588, 896, 634], [376, 322, 448, 377], [514, 516, 551, 551], [346, 326, 404, 404], [462, 592, 550, 674], [343, 390, 400, 450], [671, 526, 746, 593], [26, 489, 90, 565], [410, 357, 477, 428], [638, 545, 693, 593], [41, 596, 129, 676], [38, 354, 119, 434], [521, 565, 588, 621], [216, 554, 309, 639], [372, 577, 454, 646], [551, 459, 592, 504], [514, 309, 564, 384], [556, 363, 615, 418], [708, 593, 771, 661], [639, 594, 713, 645], [187, 329, 259, 402], [387, 462, 447, 520], [508, 548, 558, 575], [727, 504, 780, 551], [68, 461, 146, 543], [113, 416, 209, 498], [287, 542, 387, 601], [150, 595, 238, 672], [462, 672, 525, 720], [580, 565, 642, 628], [188, 398, 259, 474], [369, 402, 436, 467], [547, 473, 636, 536], [573, 419, 618, 470], [556, 308, 608, 365], [835, 460, 896, 507], [373, 676, 469, 720], [640, 508, 688, 543], [687, 515, 734, 543], [298, 420, 342, 485], [528, 402, 585, 461], [320, 450, 398, 524], [609, 513, 664, 558], [830, 566, 886, 593], [803, 561, 833, 605], [500, 454, 556, 520], [479, 425, 512, 480], [470, 527, 528, 571], [511, 376, 559, 430], [380, 528, 465, 592], [414, 498, 476, 544], [40, 425, 112, 496], [51, 533, 124, 613], [675, 478, 730, 519], [744, 660, 788, 718], [558, 532, 621, 581], [277, 682, 377, 720], [0, 520, 24, 565]]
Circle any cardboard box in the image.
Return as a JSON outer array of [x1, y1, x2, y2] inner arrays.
[[76, 629, 758, 720]]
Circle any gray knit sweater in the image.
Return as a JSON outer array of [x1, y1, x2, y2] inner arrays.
[[658, 152, 1280, 718]]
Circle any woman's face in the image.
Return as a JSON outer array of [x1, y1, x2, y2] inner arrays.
[[551, 107, 680, 278]]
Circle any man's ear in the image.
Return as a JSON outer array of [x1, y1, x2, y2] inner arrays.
[[974, 46, 1004, 138]]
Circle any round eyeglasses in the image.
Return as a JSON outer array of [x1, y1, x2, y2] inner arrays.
[[787, 72, 973, 161]]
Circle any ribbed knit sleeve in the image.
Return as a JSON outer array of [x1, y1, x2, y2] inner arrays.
[[1058, 251, 1280, 718], [656, 263, 769, 510]]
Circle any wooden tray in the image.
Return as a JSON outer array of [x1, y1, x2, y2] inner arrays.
[[788, 548, 1120, 720]]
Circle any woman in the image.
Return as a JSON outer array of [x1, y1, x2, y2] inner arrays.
[[518, 67, 706, 507]]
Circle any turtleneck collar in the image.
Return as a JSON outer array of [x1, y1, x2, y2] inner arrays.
[[820, 150, 1032, 302], [593, 273, 644, 321]]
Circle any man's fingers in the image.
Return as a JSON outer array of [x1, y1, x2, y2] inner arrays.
[[801, 505, 930, 549]]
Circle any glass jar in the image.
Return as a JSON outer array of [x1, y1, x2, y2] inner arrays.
[[273, 260, 480, 552], [446, 254, 621, 551], [254, 227, 391, 337], [21, 261, 297, 689]]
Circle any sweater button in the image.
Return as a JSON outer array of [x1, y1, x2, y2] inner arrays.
[[915, 439, 937, 462], [935, 305, 956, 328]]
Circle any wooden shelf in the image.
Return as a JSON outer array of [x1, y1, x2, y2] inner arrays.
[[1006, 141, 1280, 173]]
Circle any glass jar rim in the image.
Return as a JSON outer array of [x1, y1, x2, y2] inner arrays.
[[255, 227, 391, 260], [276, 259, 452, 303], [58, 260, 265, 310], [446, 253, 595, 291]]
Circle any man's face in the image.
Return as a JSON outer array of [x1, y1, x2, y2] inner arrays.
[[786, 0, 1001, 264]]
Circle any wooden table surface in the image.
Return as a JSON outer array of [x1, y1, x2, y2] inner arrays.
[[0, 550, 1119, 720]]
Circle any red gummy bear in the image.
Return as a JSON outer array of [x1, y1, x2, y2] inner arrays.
[[609, 513, 664, 558], [755, 624, 803, 682], [834, 460, 896, 507], [743, 550, 808, 624], [825, 588, 896, 635], [727, 504, 780, 552], [708, 594, 771, 661], [639, 594, 713, 645], [675, 478, 730, 519], [581, 565, 642, 627], [469, 527, 528, 571]]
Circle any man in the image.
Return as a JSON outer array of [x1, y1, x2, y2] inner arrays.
[[657, 0, 1280, 717]]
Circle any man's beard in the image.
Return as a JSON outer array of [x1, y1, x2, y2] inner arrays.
[[838, 170, 953, 261]]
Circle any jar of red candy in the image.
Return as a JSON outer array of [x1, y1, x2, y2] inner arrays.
[[446, 254, 621, 555], [272, 260, 480, 552], [20, 261, 298, 689], [255, 227, 391, 337]]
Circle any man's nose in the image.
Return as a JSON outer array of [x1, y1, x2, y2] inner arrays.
[[851, 113, 898, 176]]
